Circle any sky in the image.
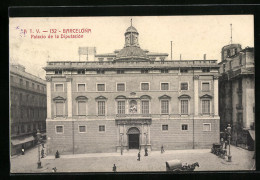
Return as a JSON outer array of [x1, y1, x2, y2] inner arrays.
[[9, 15, 254, 79]]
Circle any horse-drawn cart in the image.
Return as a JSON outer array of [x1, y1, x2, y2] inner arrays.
[[166, 160, 199, 171]]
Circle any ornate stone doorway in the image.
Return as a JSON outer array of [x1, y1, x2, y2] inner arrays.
[[127, 127, 140, 149]]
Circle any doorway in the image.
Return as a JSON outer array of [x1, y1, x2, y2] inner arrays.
[[127, 127, 140, 149]]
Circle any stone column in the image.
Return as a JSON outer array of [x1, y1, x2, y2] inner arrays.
[[123, 123, 126, 146], [46, 76, 52, 119], [214, 76, 219, 116], [67, 77, 72, 117], [148, 124, 150, 144], [193, 75, 199, 116], [141, 123, 144, 144]]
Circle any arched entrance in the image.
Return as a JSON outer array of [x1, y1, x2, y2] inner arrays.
[[127, 127, 140, 149]]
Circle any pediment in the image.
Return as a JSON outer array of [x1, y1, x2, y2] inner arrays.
[[53, 96, 66, 101], [140, 95, 152, 99], [76, 96, 88, 101], [95, 95, 107, 100], [158, 94, 171, 99], [200, 94, 213, 99], [115, 95, 127, 99], [178, 94, 191, 99]]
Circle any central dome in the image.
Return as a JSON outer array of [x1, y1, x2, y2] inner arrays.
[[125, 26, 138, 34]]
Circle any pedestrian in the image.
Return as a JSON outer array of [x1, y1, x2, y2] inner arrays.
[[113, 164, 117, 172], [161, 145, 165, 153], [220, 138, 224, 149], [55, 150, 60, 158], [52, 167, 57, 172], [224, 140, 228, 149], [137, 151, 140, 161], [41, 148, 45, 158], [144, 148, 148, 156]]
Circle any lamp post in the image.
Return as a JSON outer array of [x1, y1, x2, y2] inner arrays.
[[227, 124, 232, 162], [120, 133, 123, 155], [36, 129, 42, 168]]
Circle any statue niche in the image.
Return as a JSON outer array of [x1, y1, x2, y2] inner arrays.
[[129, 100, 137, 113]]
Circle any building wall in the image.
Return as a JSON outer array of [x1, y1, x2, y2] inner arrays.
[[10, 65, 47, 155]]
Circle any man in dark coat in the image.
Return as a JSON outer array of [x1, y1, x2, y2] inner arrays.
[[144, 148, 148, 156], [161, 145, 165, 153], [137, 151, 140, 161], [113, 164, 117, 172]]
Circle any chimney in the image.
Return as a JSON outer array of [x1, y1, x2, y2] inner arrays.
[[204, 54, 206, 60]]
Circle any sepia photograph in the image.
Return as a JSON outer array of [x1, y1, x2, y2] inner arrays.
[[9, 15, 255, 173]]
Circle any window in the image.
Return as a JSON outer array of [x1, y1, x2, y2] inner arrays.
[[26, 81, 29, 88], [37, 85, 40, 90], [239, 54, 242, 65], [182, 124, 188, 130], [97, 70, 105, 74], [162, 125, 168, 131], [20, 79, 23, 85], [203, 123, 211, 131], [141, 83, 149, 91], [161, 83, 169, 90], [99, 125, 105, 132], [161, 100, 169, 114], [141, 69, 149, 74], [117, 70, 124, 74], [27, 124, 31, 132], [117, 101, 125, 114], [181, 82, 188, 90], [78, 84, 86, 92], [141, 101, 149, 114], [202, 82, 210, 91], [77, 69, 85, 74], [56, 126, 64, 133], [229, 61, 232, 70], [97, 84, 105, 91], [181, 100, 188, 115], [78, 101, 86, 116], [202, 100, 210, 114], [98, 101, 105, 116], [180, 69, 188, 73], [56, 102, 64, 116], [202, 68, 210, 72], [117, 83, 125, 91], [98, 58, 104, 62], [79, 126, 86, 133], [21, 125, 25, 133], [161, 69, 168, 73], [55, 70, 62, 75], [55, 84, 64, 92]]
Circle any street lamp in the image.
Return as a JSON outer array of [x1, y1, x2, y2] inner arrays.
[[227, 124, 232, 162], [36, 129, 42, 168]]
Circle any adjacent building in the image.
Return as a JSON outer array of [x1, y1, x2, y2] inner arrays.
[[218, 44, 255, 150], [44, 24, 220, 155], [10, 64, 47, 155]]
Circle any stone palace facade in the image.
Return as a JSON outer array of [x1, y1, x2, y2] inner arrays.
[[44, 24, 220, 154]]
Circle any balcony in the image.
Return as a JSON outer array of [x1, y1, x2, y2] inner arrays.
[[45, 60, 219, 70], [116, 113, 151, 118], [236, 104, 243, 110]]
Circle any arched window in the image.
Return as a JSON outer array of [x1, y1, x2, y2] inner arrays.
[[140, 95, 151, 114], [159, 95, 171, 114], [53, 96, 66, 117], [178, 94, 191, 115], [76, 96, 88, 116], [200, 94, 212, 115]]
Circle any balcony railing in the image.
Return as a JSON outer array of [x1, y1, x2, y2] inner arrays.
[[45, 60, 218, 69], [116, 113, 152, 118]]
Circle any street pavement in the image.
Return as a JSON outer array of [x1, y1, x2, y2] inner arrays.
[[10, 145, 255, 173]]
